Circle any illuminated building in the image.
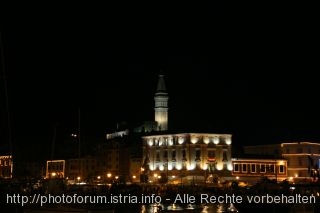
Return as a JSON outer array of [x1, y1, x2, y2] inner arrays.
[[142, 133, 232, 184], [244, 142, 320, 181], [46, 160, 65, 178], [231, 157, 287, 184], [0, 155, 13, 178]]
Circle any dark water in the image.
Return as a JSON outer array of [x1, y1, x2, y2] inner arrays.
[[1, 202, 319, 213], [2, 203, 225, 213]]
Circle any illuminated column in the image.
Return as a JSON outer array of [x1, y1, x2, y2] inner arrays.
[[154, 74, 168, 131]]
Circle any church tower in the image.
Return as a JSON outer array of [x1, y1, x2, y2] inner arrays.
[[154, 74, 168, 131]]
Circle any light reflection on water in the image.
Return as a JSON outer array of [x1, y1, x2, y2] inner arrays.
[[140, 203, 229, 213]]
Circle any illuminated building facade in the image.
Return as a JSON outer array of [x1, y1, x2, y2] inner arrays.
[[0, 155, 13, 178], [142, 133, 232, 184], [281, 142, 320, 180], [64, 144, 124, 183], [244, 142, 320, 181], [232, 158, 287, 184], [46, 160, 65, 178]]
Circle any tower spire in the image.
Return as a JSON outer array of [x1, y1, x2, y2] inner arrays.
[[156, 74, 167, 93], [154, 74, 169, 131]]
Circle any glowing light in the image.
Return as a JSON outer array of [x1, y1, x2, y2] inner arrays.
[[216, 163, 223, 170], [159, 165, 164, 171], [77, 176, 81, 181], [168, 137, 173, 146], [132, 175, 136, 179], [236, 176, 239, 180], [178, 137, 184, 144], [154, 173, 158, 178], [202, 164, 208, 170], [176, 164, 182, 170], [213, 137, 219, 144], [289, 176, 293, 181], [149, 164, 155, 171], [51, 172, 56, 177], [141, 167, 145, 172], [225, 137, 231, 145], [97, 176, 101, 179], [107, 173, 112, 178], [203, 137, 210, 144], [191, 137, 198, 144], [148, 139, 153, 146], [227, 164, 233, 171], [172, 175, 176, 178], [168, 164, 173, 170], [115, 176, 119, 179], [187, 163, 195, 170], [295, 174, 298, 178], [159, 138, 163, 146]]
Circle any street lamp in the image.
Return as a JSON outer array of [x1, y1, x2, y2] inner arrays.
[[107, 173, 112, 184], [71, 108, 81, 182], [71, 132, 81, 180]]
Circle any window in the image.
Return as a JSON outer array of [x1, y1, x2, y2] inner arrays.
[[234, 164, 239, 172], [222, 150, 228, 161], [182, 149, 186, 161], [163, 150, 168, 159], [267, 164, 274, 173], [195, 149, 201, 161], [308, 147, 311, 153], [298, 157, 303, 166], [297, 148, 303, 153], [208, 150, 215, 159], [260, 164, 266, 173], [242, 164, 247, 173], [251, 164, 256, 173], [171, 150, 176, 161], [279, 165, 285, 174]]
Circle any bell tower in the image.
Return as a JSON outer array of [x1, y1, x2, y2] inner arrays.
[[154, 74, 168, 131]]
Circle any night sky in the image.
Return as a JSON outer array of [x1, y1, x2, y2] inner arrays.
[[0, 10, 318, 160]]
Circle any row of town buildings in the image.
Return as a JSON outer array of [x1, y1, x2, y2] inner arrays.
[[2, 137, 320, 185], [1, 74, 320, 184]]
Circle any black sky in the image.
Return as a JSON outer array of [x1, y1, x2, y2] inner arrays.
[[0, 5, 319, 159]]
